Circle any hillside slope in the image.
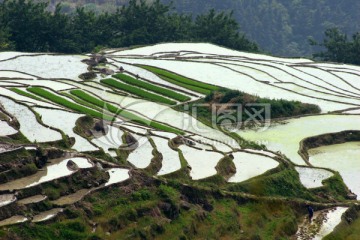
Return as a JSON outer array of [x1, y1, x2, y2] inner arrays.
[[1, 43, 360, 239]]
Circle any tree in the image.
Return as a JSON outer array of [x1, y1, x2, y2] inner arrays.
[[0, 28, 13, 51], [312, 28, 360, 65], [2, 0, 52, 52], [47, 4, 79, 53], [0, 3, 13, 50], [0, 0, 259, 54]]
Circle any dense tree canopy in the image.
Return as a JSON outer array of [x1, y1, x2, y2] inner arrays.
[[312, 28, 360, 65], [9, 0, 359, 57], [0, 0, 259, 53], [164, 0, 360, 57]]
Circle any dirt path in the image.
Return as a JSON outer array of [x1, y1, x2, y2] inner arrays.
[[293, 207, 348, 240]]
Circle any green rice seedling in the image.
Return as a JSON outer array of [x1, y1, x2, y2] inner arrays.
[[70, 89, 183, 134], [139, 65, 219, 93], [27, 87, 114, 121], [101, 78, 177, 105], [113, 73, 191, 102]]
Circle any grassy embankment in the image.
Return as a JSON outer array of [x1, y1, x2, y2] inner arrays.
[[1, 182, 305, 240], [0, 146, 351, 239], [199, 88, 321, 122]]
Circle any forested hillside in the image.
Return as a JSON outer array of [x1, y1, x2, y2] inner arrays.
[[2, 0, 360, 62], [0, 0, 258, 53], [164, 0, 360, 57], [28, 0, 360, 57]]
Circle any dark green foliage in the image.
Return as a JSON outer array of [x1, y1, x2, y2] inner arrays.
[[193, 9, 259, 52], [100, 78, 177, 105], [0, 0, 258, 54], [203, 88, 321, 120], [312, 28, 360, 65], [0, 16, 13, 50], [10, 221, 88, 240], [164, 0, 360, 57], [113, 73, 191, 102], [3, 0, 359, 57], [0, 147, 30, 163], [0, 0, 51, 52]]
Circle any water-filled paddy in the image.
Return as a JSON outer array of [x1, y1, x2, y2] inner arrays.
[[228, 152, 279, 183], [238, 115, 360, 165], [309, 142, 360, 199]]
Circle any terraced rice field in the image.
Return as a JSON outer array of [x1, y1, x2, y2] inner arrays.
[[295, 167, 334, 189], [127, 136, 154, 168], [179, 145, 224, 180], [238, 114, 360, 165], [295, 207, 349, 240], [0, 96, 62, 142], [309, 142, 360, 199], [0, 121, 17, 136], [101, 78, 177, 105], [0, 157, 94, 190], [33, 107, 98, 152], [0, 194, 16, 207], [228, 152, 279, 183], [0, 43, 359, 237], [91, 126, 124, 156], [0, 54, 87, 79], [105, 168, 130, 186], [153, 137, 182, 176], [113, 73, 191, 102]]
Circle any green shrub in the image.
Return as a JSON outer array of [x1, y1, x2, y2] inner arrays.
[[113, 73, 191, 102], [200, 88, 321, 121], [139, 65, 219, 94], [44, 188, 61, 200], [65, 221, 86, 232], [101, 78, 177, 105], [131, 189, 152, 201]]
